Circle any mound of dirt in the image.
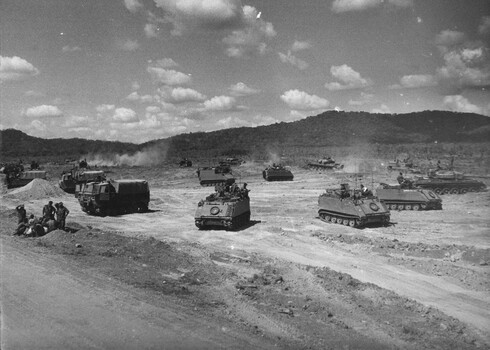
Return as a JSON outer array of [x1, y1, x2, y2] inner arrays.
[[4, 178, 66, 201]]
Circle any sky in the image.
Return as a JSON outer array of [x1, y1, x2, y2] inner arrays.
[[1, 0, 489, 143]]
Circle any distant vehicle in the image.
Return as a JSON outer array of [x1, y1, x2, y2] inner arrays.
[[59, 167, 106, 194], [318, 184, 390, 228], [195, 184, 251, 230], [413, 170, 487, 194], [262, 164, 294, 181], [179, 158, 192, 167], [221, 157, 245, 166], [308, 157, 344, 170], [1, 163, 47, 188], [376, 183, 442, 210], [197, 165, 235, 187], [77, 179, 150, 216]]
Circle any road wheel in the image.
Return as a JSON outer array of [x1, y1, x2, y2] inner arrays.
[[348, 220, 356, 227], [434, 188, 442, 194], [405, 204, 412, 210], [331, 217, 337, 224], [442, 188, 450, 195], [398, 204, 404, 210], [420, 203, 427, 210], [343, 219, 349, 226], [460, 188, 468, 194], [450, 188, 459, 194], [412, 204, 420, 211], [468, 187, 476, 192], [390, 204, 397, 210]]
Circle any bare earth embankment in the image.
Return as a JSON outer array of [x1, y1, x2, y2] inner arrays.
[[1, 162, 489, 349]]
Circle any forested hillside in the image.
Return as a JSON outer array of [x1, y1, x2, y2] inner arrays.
[[1, 110, 489, 161]]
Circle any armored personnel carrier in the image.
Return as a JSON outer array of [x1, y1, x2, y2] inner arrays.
[[262, 164, 294, 181], [179, 158, 192, 167], [77, 179, 150, 216], [413, 170, 487, 194], [195, 184, 251, 230], [376, 183, 442, 210], [59, 167, 105, 194], [308, 157, 343, 170], [197, 165, 235, 186], [318, 184, 390, 228], [1, 163, 47, 188]]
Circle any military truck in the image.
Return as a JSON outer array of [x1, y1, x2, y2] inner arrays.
[[195, 184, 251, 230], [197, 165, 235, 186], [318, 184, 390, 228], [262, 164, 294, 181], [77, 179, 150, 216], [59, 168, 105, 194], [413, 170, 487, 194], [1, 163, 47, 188], [376, 183, 442, 210], [308, 157, 344, 170]]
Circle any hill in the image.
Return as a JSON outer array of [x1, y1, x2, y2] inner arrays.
[[1, 110, 489, 161]]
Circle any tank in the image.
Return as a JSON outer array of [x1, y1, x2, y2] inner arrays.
[[308, 157, 344, 170], [262, 164, 294, 181], [59, 167, 105, 194], [376, 183, 442, 210], [1, 163, 47, 188], [197, 165, 235, 186], [318, 184, 390, 228], [179, 158, 192, 167], [413, 170, 487, 194], [195, 184, 251, 230]]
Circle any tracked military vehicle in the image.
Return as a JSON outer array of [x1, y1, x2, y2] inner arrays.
[[1, 163, 47, 189], [59, 167, 105, 194], [197, 165, 235, 186], [179, 158, 192, 167], [318, 184, 390, 228], [195, 184, 251, 230], [413, 170, 487, 194], [308, 157, 343, 170], [376, 183, 442, 210], [77, 179, 150, 216], [262, 164, 294, 181]]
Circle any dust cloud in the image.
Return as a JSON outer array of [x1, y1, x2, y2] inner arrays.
[[85, 145, 168, 167]]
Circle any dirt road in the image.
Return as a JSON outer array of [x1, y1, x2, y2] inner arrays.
[[1, 162, 489, 349]]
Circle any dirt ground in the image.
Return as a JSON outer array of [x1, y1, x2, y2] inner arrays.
[[1, 161, 489, 349]]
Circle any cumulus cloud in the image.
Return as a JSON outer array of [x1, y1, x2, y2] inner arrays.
[[62, 45, 82, 53], [124, 0, 143, 13], [278, 51, 308, 70], [96, 104, 115, 114], [25, 105, 63, 118], [389, 74, 437, 89], [0, 56, 40, 82], [149, 58, 179, 68], [228, 82, 260, 96], [222, 5, 276, 57], [112, 107, 139, 123], [144, 23, 159, 38], [147, 66, 191, 85], [325, 64, 372, 90], [371, 104, 391, 114], [280, 89, 329, 111], [64, 115, 90, 128], [443, 95, 482, 114], [332, 0, 412, 13], [157, 87, 207, 103], [126, 91, 155, 103], [348, 92, 374, 106], [118, 39, 140, 51], [435, 30, 465, 50], [291, 40, 312, 52], [479, 16, 490, 36], [203, 95, 237, 111]]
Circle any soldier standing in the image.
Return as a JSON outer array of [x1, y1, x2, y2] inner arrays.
[[55, 202, 70, 230], [42, 201, 56, 224], [397, 172, 404, 185]]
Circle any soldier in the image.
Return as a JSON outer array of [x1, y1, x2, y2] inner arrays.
[[397, 172, 404, 185], [340, 183, 350, 199], [55, 202, 70, 230], [42, 201, 56, 224], [360, 184, 372, 197], [13, 204, 28, 236], [241, 183, 250, 198]]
